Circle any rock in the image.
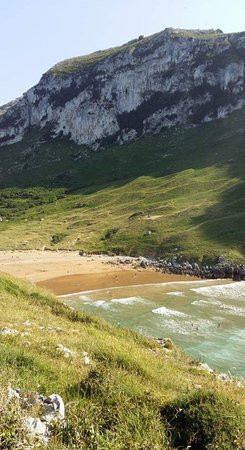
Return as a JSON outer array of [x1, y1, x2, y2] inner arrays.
[[198, 362, 214, 373], [156, 337, 174, 350], [8, 388, 44, 407], [20, 331, 31, 337], [84, 355, 92, 365], [81, 351, 92, 365], [163, 338, 174, 350], [23, 320, 33, 326], [2, 29, 245, 150], [25, 417, 49, 445], [42, 394, 65, 423], [8, 387, 21, 400], [8, 388, 65, 445], [56, 344, 76, 358], [0, 327, 18, 336], [217, 373, 230, 382]]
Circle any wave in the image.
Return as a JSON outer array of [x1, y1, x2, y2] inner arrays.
[[191, 299, 245, 316], [79, 295, 90, 301], [161, 318, 214, 335], [219, 303, 245, 317], [166, 291, 185, 297], [90, 300, 111, 309], [111, 296, 144, 305], [59, 279, 217, 297], [191, 281, 245, 300], [83, 296, 145, 308], [152, 306, 187, 317], [191, 299, 222, 307]]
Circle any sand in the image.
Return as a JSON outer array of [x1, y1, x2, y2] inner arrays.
[[0, 250, 197, 295]]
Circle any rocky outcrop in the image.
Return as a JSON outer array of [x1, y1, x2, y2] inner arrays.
[[8, 388, 65, 445], [107, 254, 245, 280], [1, 28, 245, 148]]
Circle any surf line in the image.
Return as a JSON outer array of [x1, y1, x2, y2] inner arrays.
[[59, 279, 221, 298]]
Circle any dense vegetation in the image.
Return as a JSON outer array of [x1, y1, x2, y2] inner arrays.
[[0, 273, 244, 448], [0, 109, 244, 262]]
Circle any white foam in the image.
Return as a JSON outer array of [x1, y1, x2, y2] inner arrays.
[[162, 317, 215, 336], [152, 306, 188, 317], [79, 295, 90, 301], [191, 281, 245, 300], [192, 299, 222, 307], [166, 291, 185, 297], [110, 296, 144, 305], [59, 279, 218, 297], [219, 303, 245, 317], [192, 298, 245, 316], [92, 300, 111, 309]]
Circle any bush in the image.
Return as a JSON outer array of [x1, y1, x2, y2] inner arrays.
[[161, 390, 245, 450], [51, 232, 67, 244]]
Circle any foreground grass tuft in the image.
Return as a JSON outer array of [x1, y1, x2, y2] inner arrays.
[[162, 390, 245, 449]]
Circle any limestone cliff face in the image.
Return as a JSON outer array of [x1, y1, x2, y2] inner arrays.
[[1, 28, 245, 148]]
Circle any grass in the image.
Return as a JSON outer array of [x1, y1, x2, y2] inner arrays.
[[48, 28, 228, 76], [48, 34, 155, 76], [0, 109, 244, 262], [0, 272, 244, 448]]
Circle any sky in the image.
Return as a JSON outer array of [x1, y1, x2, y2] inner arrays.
[[1, 0, 245, 105]]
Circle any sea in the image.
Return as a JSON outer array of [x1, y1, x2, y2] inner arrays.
[[62, 279, 245, 377]]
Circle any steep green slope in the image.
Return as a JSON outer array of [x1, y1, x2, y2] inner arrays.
[[0, 273, 244, 449], [0, 109, 244, 261]]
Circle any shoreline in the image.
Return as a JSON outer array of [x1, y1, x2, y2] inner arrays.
[[1, 250, 242, 296], [0, 250, 198, 295], [37, 270, 198, 295]]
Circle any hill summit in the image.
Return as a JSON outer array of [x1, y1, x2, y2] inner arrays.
[[1, 27, 245, 148]]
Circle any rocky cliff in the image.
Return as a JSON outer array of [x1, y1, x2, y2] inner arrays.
[[1, 28, 245, 149]]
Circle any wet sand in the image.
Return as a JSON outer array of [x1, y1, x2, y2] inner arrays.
[[38, 270, 197, 295], [0, 250, 197, 295]]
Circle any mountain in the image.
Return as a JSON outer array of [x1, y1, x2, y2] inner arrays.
[[1, 28, 245, 148], [0, 28, 244, 262]]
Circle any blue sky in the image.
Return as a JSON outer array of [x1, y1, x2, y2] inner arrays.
[[1, 0, 245, 105]]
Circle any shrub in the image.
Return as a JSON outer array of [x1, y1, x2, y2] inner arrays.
[[51, 232, 67, 244], [161, 390, 245, 450]]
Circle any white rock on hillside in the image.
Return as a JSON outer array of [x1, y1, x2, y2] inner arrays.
[[56, 344, 76, 358], [0, 327, 18, 336]]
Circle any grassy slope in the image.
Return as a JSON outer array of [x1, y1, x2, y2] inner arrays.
[[0, 109, 244, 261], [0, 273, 244, 449]]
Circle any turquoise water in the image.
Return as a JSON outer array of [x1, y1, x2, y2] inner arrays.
[[63, 280, 245, 376]]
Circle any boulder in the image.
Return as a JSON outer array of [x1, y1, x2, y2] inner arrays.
[[42, 394, 65, 423], [0, 327, 18, 336], [56, 344, 76, 358], [8, 388, 65, 446], [25, 417, 49, 445]]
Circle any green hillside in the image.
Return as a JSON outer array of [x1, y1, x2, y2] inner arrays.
[[0, 272, 244, 449], [0, 109, 244, 261]]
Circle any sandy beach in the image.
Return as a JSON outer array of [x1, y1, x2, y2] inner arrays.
[[0, 250, 197, 295]]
